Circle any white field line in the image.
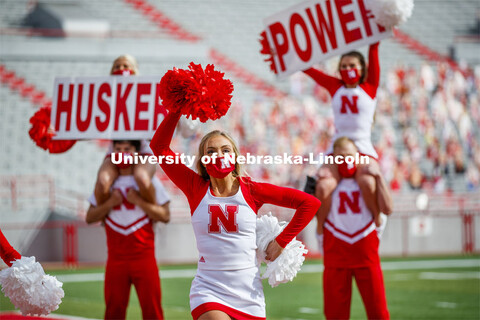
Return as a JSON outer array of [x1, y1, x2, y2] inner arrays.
[[300, 258, 480, 273], [0, 311, 99, 320], [55, 259, 480, 283], [390, 271, 480, 281], [435, 301, 458, 308], [298, 307, 321, 314], [380, 259, 480, 270], [56, 269, 197, 283], [419, 271, 480, 280]]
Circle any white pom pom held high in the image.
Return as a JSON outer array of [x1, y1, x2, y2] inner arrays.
[[366, 0, 414, 29]]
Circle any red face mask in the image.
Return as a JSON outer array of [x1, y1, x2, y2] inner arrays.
[[338, 161, 357, 178], [205, 156, 235, 179], [112, 152, 133, 169], [112, 69, 133, 76], [340, 68, 361, 85]]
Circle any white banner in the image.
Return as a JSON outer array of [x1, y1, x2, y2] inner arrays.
[[51, 76, 167, 140], [263, 0, 392, 78]]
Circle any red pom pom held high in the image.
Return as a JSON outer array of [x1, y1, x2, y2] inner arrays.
[[29, 105, 76, 154], [159, 62, 234, 122]]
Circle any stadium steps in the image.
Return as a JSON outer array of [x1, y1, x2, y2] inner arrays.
[[122, 0, 200, 41], [399, 0, 479, 57]]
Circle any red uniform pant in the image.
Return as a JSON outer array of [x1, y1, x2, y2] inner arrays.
[[104, 255, 164, 320], [323, 264, 389, 320]]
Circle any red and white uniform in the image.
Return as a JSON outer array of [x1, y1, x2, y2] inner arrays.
[[150, 111, 321, 320], [304, 43, 380, 159], [322, 179, 389, 320], [88, 176, 170, 320]]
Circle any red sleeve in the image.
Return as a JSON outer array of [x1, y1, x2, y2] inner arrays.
[[0, 229, 21, 267], [248, 180, 321, 248], [361, 42, 380, 98], [304, 67, 343, 97], [149, 112, 208, 212]]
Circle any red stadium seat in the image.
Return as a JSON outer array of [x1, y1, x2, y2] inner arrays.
[[9, 78, 25, 91], [19, 84, 35, 97], [30, 92, 46, 105], [0, 71, 15, 84]]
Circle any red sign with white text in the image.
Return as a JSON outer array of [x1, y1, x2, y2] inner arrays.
[[263, 0, 392, 78], [51, 76, 167, 139]]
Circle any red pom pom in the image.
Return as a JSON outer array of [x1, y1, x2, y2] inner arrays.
[[259, 31, 277, 74], [28, 105, 76, 153], [159, 62, 234, 122]]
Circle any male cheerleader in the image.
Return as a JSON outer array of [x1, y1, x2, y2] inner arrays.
[[86, 140, 170, 320], [319, 137, 391, 320]]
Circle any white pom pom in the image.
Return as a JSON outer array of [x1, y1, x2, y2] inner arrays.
[[262, 239, 308, 288], [366, 0, 414, 28], [256, 213, 285, 263], [256, 213, 308, 287], [0, 256, 64, 316]]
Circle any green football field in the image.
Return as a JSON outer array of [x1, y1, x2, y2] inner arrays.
[[1, 256, 479, 320]]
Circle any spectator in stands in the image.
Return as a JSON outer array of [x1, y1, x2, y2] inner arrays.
[[408, 164, 424, 190], [86, 140, 170, 320], [390, 165, 404, 192], [466, 164, 480, 191], [454, 151, 466, 174]]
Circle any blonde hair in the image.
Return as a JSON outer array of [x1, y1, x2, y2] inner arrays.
[[333, 136, 356, 151], [110, 54, 139, 75], [196, 130, 243, 180]]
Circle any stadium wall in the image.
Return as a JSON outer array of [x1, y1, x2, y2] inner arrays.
[[2, 206, 478, 266]]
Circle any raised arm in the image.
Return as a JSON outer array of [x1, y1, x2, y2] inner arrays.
[[303, 67, 343, 97], [150, 110, 181, 157], [149, 111, 205, 199], [366, 42, 380, 88]]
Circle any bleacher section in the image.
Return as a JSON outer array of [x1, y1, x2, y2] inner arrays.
[[0, 0, 478, 192]]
